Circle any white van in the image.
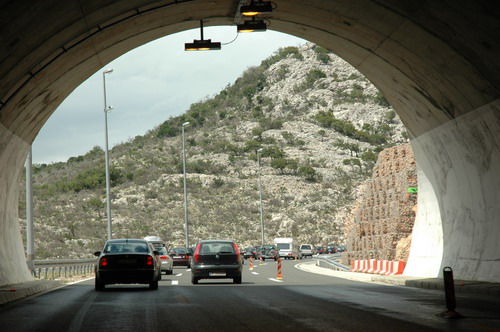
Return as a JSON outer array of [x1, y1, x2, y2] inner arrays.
[[274, 238, 302, 260]]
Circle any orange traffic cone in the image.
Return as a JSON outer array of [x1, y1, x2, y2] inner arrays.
[[249, 257, 254, 270]]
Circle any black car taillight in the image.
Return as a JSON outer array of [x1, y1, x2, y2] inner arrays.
[[100, 257, 108, 267], [147, 256, 154, 266]]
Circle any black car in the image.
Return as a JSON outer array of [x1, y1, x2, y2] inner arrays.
[[256, 244, 279, 261], [94, 239, 161, 291], [337, 246, 347, 253], [243, 247, 257, 259], [326, 245, 338, 254], [316, 246, 327, 254], [191, 240, 243, 284]]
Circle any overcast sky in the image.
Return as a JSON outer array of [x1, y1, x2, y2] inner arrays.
[[32, 26, 306, 164]]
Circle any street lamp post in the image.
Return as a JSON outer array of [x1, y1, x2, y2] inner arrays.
[[103, 68, 113, 240], [182, 121, 190, 248], [257, 148, 265, 245]]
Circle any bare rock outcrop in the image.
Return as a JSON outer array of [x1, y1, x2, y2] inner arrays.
[[342, 144, 417, 264]]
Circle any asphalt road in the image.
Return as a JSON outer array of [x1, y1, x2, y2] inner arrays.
[[1, 259, 500, 331]]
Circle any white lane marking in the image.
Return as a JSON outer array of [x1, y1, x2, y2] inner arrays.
[[186, 269, 191, 272], [172, 280, 179, 285], [251, 272, 260, 275], [268, 278, 284, 283], [176, 273, 183, 277]]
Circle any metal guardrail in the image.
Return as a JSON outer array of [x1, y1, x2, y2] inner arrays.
[[314, 254, 350, 271], [29, 258, 96, 280]]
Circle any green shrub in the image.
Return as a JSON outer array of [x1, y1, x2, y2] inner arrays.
[[145, 190, 158, 200], [298, 166, 318, 182], [261, 46, 303, 69], [294, 69, 327, 93], [271, 158, 288, 174], [261, 146, 286, 159], [313, 46, 331, 64]]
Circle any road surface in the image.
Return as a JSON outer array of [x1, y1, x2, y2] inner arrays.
[[1, 259, 499, 331]]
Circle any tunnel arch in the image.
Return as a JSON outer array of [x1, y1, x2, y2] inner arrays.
[[1, 0, 499, 285]]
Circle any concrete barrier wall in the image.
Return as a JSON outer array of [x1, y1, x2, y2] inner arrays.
[[407, 100, 500, 282]]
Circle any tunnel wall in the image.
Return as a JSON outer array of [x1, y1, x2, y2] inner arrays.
[[406, 100, 500, 282], [404, 167, 443, 278], [0, 123, 33, 284]]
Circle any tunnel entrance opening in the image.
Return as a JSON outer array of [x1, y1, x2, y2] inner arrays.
[[1, 1, 499, 286]]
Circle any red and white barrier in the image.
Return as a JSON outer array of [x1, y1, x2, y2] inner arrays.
[[388, 261, 406, 275], [367, 259, 376, 273], [378, 260, 389, 275], [373, 260, 382, 274], [348, 259, 406, 275], [350, 260, 360, 272]]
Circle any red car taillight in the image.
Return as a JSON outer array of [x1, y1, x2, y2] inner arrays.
[[233, 243, 240, 257], [100, 257, 107, 267], [160, 256, 167, 260], [194, 243, 201, 263], [147, 256, 154, 266]]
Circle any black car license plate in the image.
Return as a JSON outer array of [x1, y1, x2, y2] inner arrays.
[[209, 272, 226, 277], [118, 258, 137, 264]]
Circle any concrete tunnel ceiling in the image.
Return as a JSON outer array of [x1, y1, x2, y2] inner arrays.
[[0, 0, 499, 285]]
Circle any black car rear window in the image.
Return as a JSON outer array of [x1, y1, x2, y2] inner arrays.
[[104, 242, 149, 253], [200, 242, 235, 254]]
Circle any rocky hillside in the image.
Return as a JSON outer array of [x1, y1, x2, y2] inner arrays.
[[19, 43, 408, 259]]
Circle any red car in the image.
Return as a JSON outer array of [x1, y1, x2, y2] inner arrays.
[[169, 247, 191, 267]]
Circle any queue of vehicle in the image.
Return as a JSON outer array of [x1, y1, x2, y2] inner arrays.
[[93, 235, 347, 289]]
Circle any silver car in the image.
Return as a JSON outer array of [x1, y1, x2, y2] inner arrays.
[[155, 246, 173, 275], [299, 244, 316, 258]]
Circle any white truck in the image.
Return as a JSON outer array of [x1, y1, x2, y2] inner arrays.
[[273, 237, 302, 260], [143, 235, 164, 248]]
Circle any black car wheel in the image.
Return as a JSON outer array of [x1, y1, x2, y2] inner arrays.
[[233, 276, 242, 284], [95, 277, 105, 291], [191, 276, 199, 285], [149, 280, 158, 290], [167, 268, 173, 275]]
